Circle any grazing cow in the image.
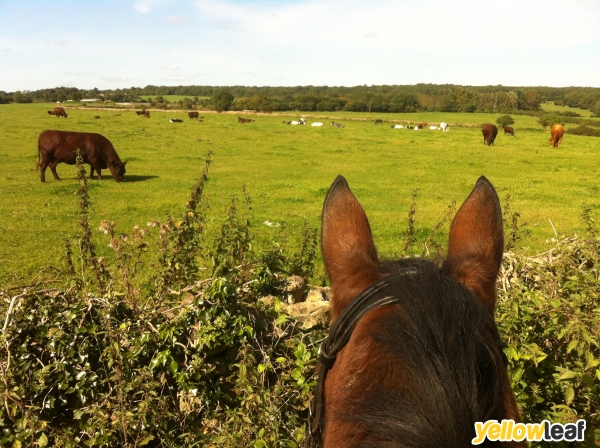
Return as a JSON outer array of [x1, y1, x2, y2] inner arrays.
[[47, 110, 56, 115], [440, 122, 449, 132], [419, 122, 428, 129], [391, 125, 403, 129], [94, 116, 101, 119], [375, 119, 383, 125], [37, 130, 127, 182], [312, 122, 325, 127], [503, 126, 515, 136], [170, 118, 184, 123], [136, 110, 146, 116], [238, 117, 254, 123], [144, 111, 150, 118], [331, 121, 345, 128], [550, 124, 565, 147], [188, 111, 199, 120], [53, 107, 67, 118], [482, 124, 498, 146]]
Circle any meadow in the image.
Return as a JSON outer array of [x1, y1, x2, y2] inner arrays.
[[1, 102, 599, 286], [541, 101, 595, 117]]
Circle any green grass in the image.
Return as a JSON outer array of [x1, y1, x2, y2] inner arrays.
[[2, 102, 600, 286], [541, 101, 595, 118]]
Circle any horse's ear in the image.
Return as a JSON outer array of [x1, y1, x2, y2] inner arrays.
[[322, 176, 380, 318], [443, 176, 504, 315]]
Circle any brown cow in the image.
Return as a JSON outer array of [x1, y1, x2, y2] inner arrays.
[[375, 119, 383, 125], [37, 130, 127, 182], [94, 116, 101, 119], [136, 110, 146, 116], [238, 117, 254, 123], [188, 111, 199, 120], [550, 124, 565, 147], [419, 122, 428, 129], [503, 126, 515, 136], [144, 110, 150, 118], [482, 124, 498, 146], [54, 107, 67, 118]]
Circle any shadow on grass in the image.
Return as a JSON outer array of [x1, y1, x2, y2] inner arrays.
[[125, 175, 159, 183]]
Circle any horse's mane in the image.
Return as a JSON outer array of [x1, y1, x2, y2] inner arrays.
[[328, 257, 504, 447]]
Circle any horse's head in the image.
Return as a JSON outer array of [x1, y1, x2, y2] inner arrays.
[[317, 175, 523, 447]]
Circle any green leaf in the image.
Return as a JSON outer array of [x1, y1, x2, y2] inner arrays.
[[564, 386, 575, 405], [139, 435, 155, 446], [557, 370, 579, 381], [566, 340, 578, 353], [38, 433, 49, 447]]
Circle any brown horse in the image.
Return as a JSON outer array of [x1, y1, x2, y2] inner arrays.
[[307, 176, 523, 447]]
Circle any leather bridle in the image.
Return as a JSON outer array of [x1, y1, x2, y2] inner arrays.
[[304, 266, 507, 448], [305, 267, 418, 448]]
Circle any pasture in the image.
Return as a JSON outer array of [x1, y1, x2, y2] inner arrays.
[[541, 101, 595, 117], [1, 102, 600, 286]]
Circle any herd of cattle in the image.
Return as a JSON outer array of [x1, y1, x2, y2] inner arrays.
[[37, 108, 568, 183]]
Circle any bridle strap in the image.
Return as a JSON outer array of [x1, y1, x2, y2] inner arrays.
[[305, 267, 418, 448], [305, 267, 509, 447]]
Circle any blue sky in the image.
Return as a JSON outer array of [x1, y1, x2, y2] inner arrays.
[[1, 0, 599, 91]]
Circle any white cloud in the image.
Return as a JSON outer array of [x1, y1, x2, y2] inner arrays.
[[167, 15, 187, 23], [193, 0, 600, 52], [161, 64, 179, 70], [134, 0, 168, 14], [46, 38, 68, 46], [161, 75, 190, 81], [102, 76, 132, 83]]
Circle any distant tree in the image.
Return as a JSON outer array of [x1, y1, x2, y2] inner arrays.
[[538, 113, 563, 130], [71, 91, 82, 101], [593, 101, 600, 117], [154, 96, 164, 104], [439, 93, 459, 112], [182, 97, 194, 110], [56, 92, 67, 103], [524, 89, 541, 110], [388, 93, 419, 113], [496, 115, 515, 128], [212, 90, 234, 112]]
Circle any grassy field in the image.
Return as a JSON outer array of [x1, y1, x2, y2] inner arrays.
[[1, 102, 600, 286], [540, 101, 595, 117]]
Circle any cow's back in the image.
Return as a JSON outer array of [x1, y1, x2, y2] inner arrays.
[[39, 130, 111, 165]]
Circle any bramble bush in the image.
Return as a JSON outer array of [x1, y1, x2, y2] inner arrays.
[[1, 153, 599, 447]]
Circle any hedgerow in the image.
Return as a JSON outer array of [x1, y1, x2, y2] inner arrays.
[[1, 152, 323, 447], [1, 153, 599, 446]]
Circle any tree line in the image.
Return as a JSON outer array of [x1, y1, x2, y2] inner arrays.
[[2, 84, 599, 116]]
